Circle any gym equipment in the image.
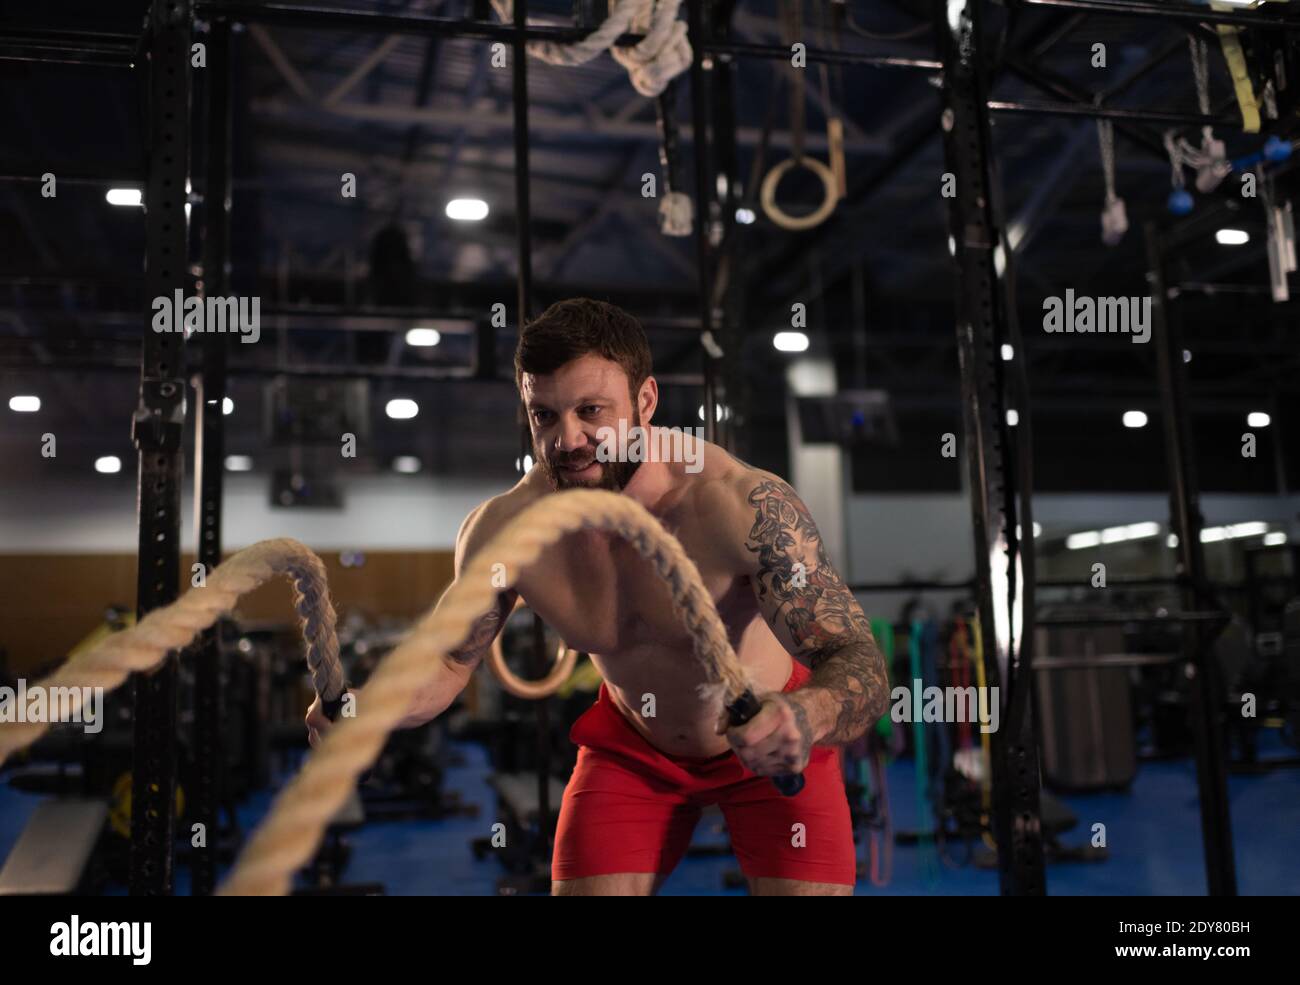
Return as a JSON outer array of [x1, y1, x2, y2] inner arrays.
[[1096, 117, 1128, 245], [759, 0, 843, 232], [1033, 626, 1138, 792], [471, 772, 568, 895], [0, 799, 108, 895], [0, 539, 345, 767], [490, 0, 691, 99], [0, 490, 781, 895], [293, 791, 382, 895], [335, 617, 475, 821], [844, 616, 895, 887], [488, 597, 580, 700], [1257, 165, 1297, 302]]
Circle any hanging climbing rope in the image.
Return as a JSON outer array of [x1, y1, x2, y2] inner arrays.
[[490, 0, 691, 98]]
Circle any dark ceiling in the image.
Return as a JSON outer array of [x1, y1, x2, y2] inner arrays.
[[1, 0, 1299, 496]]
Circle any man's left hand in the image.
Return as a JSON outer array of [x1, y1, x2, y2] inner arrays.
[[717, 692, 817, 777]]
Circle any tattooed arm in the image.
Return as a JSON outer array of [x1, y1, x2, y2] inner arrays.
[[728, 474, 890, 765], [399, 502, 518, 728]]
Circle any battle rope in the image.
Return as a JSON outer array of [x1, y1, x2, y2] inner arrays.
[[0, 538, 341, 766], [212, 489, 760, 894], [3, 491, 786, 893]]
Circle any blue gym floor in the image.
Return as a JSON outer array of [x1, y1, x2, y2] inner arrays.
[[2, 735, 1297, 895]]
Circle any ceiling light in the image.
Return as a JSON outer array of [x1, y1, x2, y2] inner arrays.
[[773, 331, 809, 353], [386, 398, 419, 420], [106, 188, 143, 207], [446, 198, 488, 221], [406, 328, 441, 347]]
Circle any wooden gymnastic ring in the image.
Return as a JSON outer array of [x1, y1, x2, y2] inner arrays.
[[486, 596, 580, 700], [760, 155, 839, 231]]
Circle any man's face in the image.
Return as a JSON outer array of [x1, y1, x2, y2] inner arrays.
[[521, 354, 649, 491]]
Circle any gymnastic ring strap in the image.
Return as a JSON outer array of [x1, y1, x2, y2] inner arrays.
[[760, 155, 839, 231], [486, 596, 581, 700]]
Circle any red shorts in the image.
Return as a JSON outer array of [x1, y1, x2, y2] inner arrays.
[[552, 660, 856, 886]]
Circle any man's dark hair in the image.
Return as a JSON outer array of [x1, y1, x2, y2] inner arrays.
[[514, 297, 652, 398]]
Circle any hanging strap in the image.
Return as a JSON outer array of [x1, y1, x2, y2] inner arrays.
[[817, 0, 847, 198], [1209, 1, 1262, 133], [1097, 117, 1118, 204], [780, 0, 806, 164]]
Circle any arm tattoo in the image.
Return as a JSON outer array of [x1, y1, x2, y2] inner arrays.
[[746, 479, 889, 744], [446, 591, 515, 665]]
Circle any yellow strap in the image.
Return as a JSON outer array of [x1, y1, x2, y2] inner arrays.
[[969, 614, 999, 851], [1211, 2, 1261, 133], [970, 614, 992, 813]]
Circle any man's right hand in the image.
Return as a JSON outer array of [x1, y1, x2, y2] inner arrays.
[[305, 694, 332, 749]]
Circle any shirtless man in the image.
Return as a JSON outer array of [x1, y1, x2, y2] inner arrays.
[[307, 298, 890, 896]]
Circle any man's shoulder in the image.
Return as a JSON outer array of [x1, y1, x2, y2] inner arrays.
[[679, 446, 791, 520], [457, 476, 545, 559]]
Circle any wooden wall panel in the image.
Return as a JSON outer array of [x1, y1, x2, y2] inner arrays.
[[0, 551, 455, 676]]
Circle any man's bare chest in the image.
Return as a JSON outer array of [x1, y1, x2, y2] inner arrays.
[[515, 526, 754, 658]]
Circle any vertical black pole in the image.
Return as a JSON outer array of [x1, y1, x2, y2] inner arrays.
[[1146, 222, 1238, 896], [130, 0, 192, 896], [190, 17, 233, 897], [711, 0, 739, 453], [933, 0, 1046, 895], [531, 614, 551, 844], [512, 0, 532, 325], [688, 0, 718, 443], [510, 0, 551, 866]]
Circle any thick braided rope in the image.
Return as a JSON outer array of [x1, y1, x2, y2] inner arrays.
[[0, 538, 341, 766], [217, 489, 752, 896], [490, 0, 690, 98]]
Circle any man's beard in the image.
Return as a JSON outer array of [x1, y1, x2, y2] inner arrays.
[[540, 413, 642, 492]]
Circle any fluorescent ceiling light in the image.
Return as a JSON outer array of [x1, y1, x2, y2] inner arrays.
[[106, 188, 143, 207], [386, 398, 419, 420], [446, 198, 488, 221], [773, 331, 809, 353], [406, 328, 441, 347]]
